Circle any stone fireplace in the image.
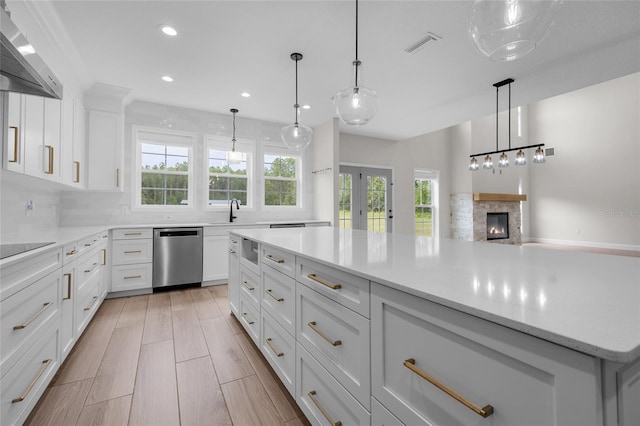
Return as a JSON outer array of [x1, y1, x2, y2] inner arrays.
[[450, 193, 525, 245]]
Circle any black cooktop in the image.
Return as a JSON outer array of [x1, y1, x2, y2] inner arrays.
[[0, 242, 55, 260]]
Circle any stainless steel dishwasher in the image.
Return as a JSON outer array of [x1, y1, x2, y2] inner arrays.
[[153, 227, 203, 289]]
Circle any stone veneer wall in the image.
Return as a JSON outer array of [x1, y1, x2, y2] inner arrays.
[[473, 200, 522, 245], [450, 194, 473, 241]]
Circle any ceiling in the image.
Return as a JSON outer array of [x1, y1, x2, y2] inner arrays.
[[42, 0, 640, 141]]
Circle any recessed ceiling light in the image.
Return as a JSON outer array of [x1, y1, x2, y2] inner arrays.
[[160, 25, 178, 36], [162, 76, 174, 82], [302, 104, 311, 110], [241, 92, 251, 98]]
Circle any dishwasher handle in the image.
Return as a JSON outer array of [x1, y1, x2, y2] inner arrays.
[[155, 228, 202, 238]]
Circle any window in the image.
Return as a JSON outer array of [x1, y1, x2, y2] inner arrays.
[[134, 127, 194, 208], [205, 136, 252, 208], [414, 170, 438, 237], [338, 172, 353, 229], [264, 147, 300, 207]]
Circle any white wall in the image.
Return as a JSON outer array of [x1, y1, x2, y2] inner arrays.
[[528, 72, 640, 248], [339, 130, 451, 236], [59, 101, 315, 226], [312, 118, 339, 225]]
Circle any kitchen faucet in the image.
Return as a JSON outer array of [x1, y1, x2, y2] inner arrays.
[[229, 199, 240, 222]]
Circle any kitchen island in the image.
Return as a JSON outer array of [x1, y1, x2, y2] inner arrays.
[[229, 226, 640, 426]]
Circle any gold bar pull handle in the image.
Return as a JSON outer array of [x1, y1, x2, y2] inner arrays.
[[84, 296, 98, 311], [116, 168, 120, 187], [9, 126, 18, 162], [307, 390, 341, 426], [265, 338, 283, 357], [266, 289, 284, 302], [84, 262, 99, 273], [242, 281, 254, 291], [308, 321, 341, 346], [101, 248, 107, 266], [13, 303, 53, 330], [265, 254, 284, 264], [73, 161, 80, 183], [63, 273, 72, 300], [242, 312, 254, 325], [124, 232, 142, 236], [12, 359, 52, 404], [45, 145, 54, 174], [124, 275, 142, 280], [403, 358, 494, 418], [124, 250, 142, 254], [228, 248, 237, 254], [307, 274, 341, 290]]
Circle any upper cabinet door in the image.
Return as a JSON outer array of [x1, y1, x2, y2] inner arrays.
[[23, 95, 45, 177], [87, 109, 123, 191], [3, 92, 24, 173], [61, 93, 86, 188]]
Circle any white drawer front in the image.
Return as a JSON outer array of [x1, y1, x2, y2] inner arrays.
[[111, 264, 152, 292], [371, 397, 403, 426], [112, 240, 153, 265], [228, 235, 240, 252], [297, 283, 370, 409], [297, 256, 370, 318], [261, 245, 295, 278], [297, 344, 370, 426], [239, 292, 260, 346], [1, 327, 59, 426], [371, 283, 601, 426], [239, 265, 261, 307], [1, 269, 60, 377], [111, 228, 153, 240], [75, 272, 101, 336], [0, 247, 62, 302], [261, 267, 296, 336], [261, 310, 296, 396], [62, 242, 78, 264], [77, 248, 102, 285], [78, 233, 102, 253]]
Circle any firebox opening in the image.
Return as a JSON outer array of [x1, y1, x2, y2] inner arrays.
[[487, 212, 509, 240]]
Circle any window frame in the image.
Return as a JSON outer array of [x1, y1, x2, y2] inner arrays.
[[203, 135, 255, 210], [414, 169, 439, 237], [262, 144, 303, 210], [133, 126, 196, 210]]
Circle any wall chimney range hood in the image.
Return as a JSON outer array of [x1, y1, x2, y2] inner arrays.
[[0, 6, 63, 99]]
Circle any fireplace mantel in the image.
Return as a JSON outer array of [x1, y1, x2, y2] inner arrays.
[[473, 193, 527, 202]]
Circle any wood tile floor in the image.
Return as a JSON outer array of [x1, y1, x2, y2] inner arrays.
[[25, 285, 310, 426]]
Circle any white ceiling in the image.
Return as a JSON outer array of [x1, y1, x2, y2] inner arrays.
[[44, 0, 640, 141]]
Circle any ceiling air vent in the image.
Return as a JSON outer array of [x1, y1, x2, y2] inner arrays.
[[404, 32, 442, 54]]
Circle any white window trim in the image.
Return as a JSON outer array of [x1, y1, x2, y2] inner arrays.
[[414, 169, 439, 238], [132, 125, 196, 210], [262, 144, 304, 210], [203, 135, 255, 210]]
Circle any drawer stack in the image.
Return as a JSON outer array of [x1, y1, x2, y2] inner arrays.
[[295, 257, 371, 426], [0, 247, 62, 426], [110, 228, 153, 293]]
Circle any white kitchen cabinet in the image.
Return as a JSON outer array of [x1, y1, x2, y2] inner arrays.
[[110, 228, 153, 294], [239, 290, 261, 346], [371, 282, 602, 426], [87, 109, 122, 191], [75, 245, 102, 336], [61, 92, 85, 188], [228, 235, 240, 316], [21, 95, 61, 182], [202, 230, 229, 284], [3, 92, 24, 173], [261, 309, 296, 396], [261, 266, 295, 337]]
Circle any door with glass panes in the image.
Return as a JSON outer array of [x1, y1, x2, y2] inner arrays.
[[339, 166, 393, 232]]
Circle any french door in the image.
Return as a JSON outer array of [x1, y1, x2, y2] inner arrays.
[[338, 165, 393, 232]]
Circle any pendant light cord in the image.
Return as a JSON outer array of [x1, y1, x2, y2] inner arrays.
[[354, 0, 359, 88], [495, 85, 499, 152], [294, 57, 299, 126], [508, 82, 511, 150]]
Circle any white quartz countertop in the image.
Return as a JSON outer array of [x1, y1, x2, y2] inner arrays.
[[231, 227, 640, 363]]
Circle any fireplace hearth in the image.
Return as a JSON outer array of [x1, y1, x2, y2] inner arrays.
[[487, 212, 509, 240]]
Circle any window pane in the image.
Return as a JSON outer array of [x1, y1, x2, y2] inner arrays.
[[165, 189, 188, 205], [141, 189, 165, 205], [265, 178, 297, 206], [141, 143, 165, 155], [264, 156, 296, 178], [166, 145, 188, 157], [166, 174, 188, 189], [141, 153, 166, 170], [165, 156, 189, 171]]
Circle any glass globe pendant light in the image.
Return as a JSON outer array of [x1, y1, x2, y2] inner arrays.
[[227, 108, 243, 165], [515, 149, 527, 165], [498, 152, 509, 168], [333, 0, 378, 125], [483, 155, 494, 170], [281, 53, 313, 151], [533, 146, 545, 163], [469, 157, 479, 171], [468, 0, 559, 62]]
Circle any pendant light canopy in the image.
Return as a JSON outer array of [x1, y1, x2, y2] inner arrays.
[[469, 78, 545, 171], [281, 53, 313, 151], [333, 0, 378, 126], [227, 108, 242, 165], [468, 0, 559, 62]]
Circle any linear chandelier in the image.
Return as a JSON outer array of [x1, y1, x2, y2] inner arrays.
[[469, 78, 544, 171]]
